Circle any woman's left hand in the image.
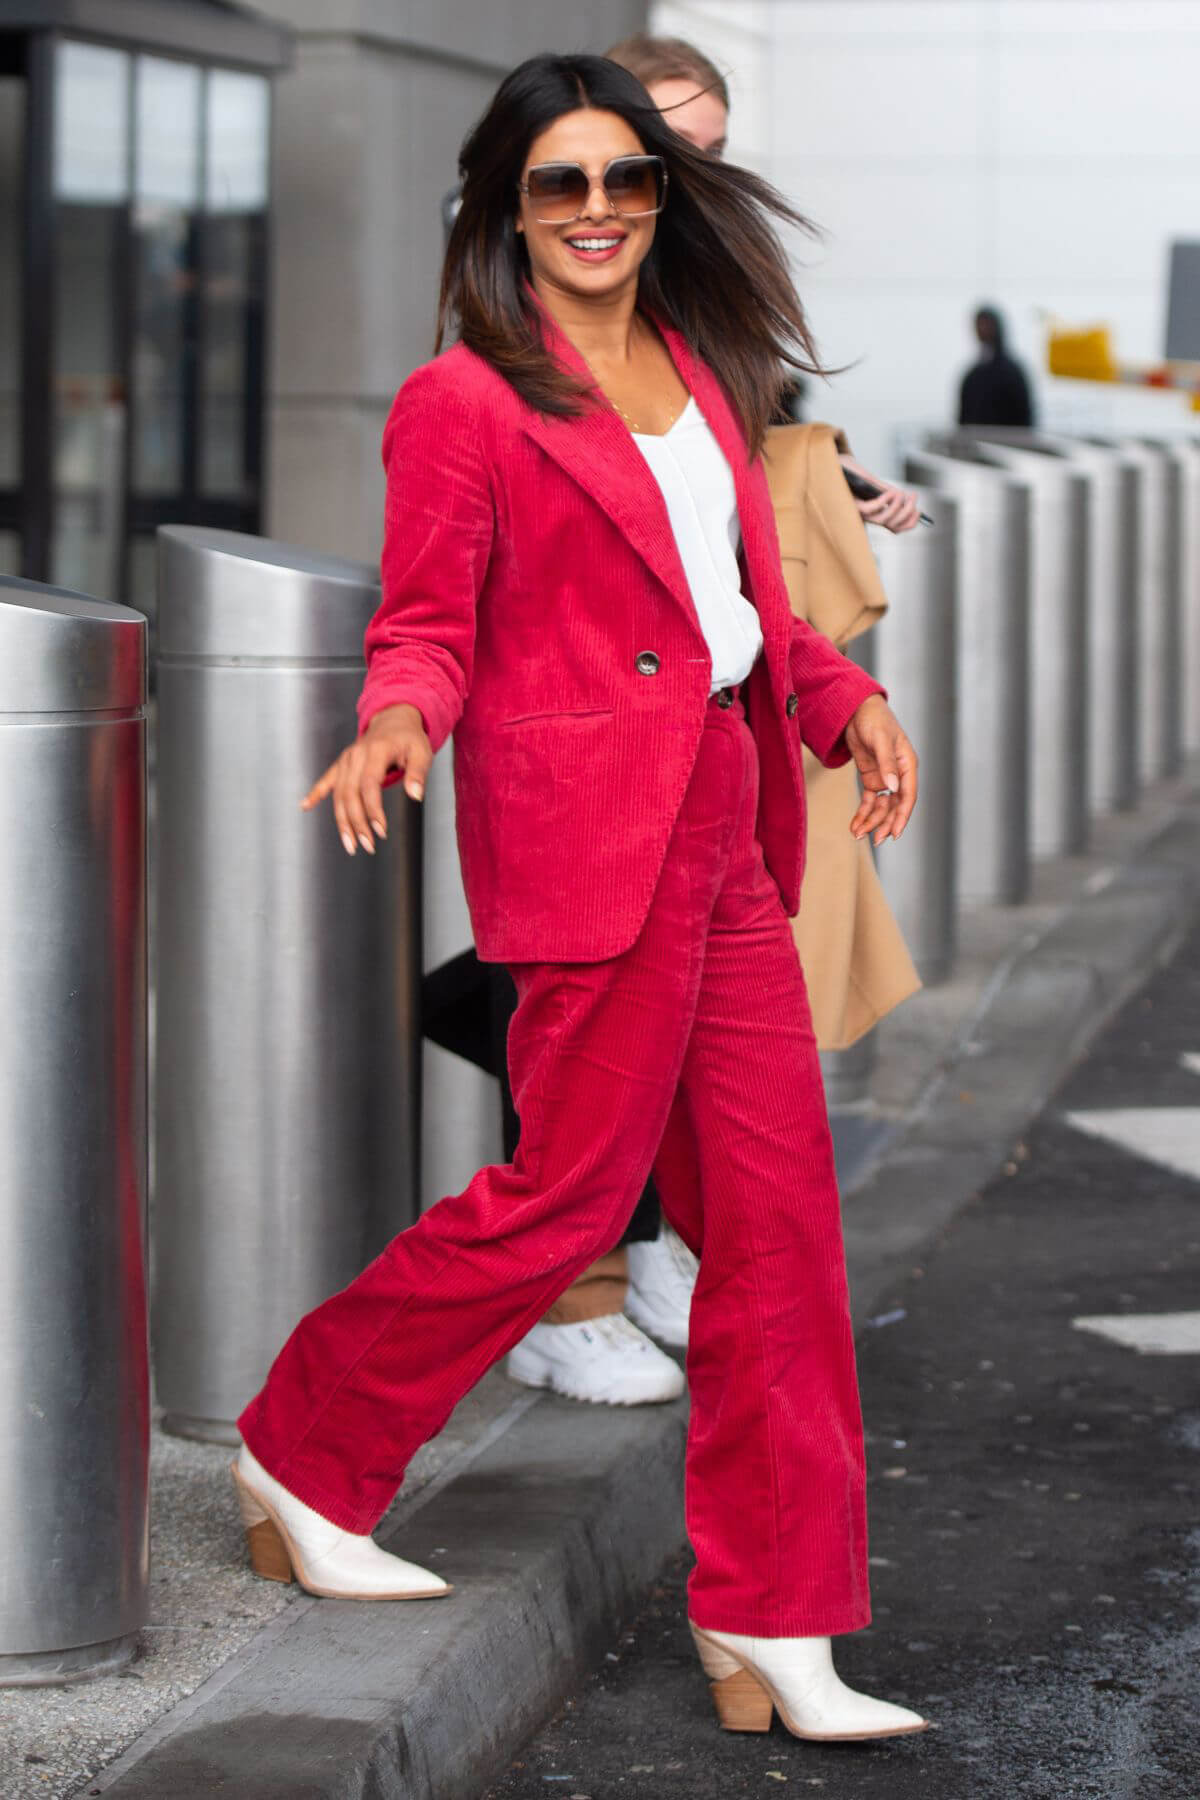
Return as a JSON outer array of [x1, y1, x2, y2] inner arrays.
[[841, 456, 922, 533], [844, 695, 918, 846]]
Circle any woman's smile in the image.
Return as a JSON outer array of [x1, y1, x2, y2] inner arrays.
[[562, 230, 628, 264]]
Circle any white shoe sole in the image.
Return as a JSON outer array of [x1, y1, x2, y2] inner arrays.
[[505, 1345, 683, 1406]]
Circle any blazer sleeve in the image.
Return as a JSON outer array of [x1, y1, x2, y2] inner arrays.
[[356, 361, 494, 752], [789, 615, 885, 769]]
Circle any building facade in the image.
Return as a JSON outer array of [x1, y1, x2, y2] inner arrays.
[[255, 0, 645, 561]]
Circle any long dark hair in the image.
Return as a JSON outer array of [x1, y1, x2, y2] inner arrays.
[[437, 53, 827, 458]]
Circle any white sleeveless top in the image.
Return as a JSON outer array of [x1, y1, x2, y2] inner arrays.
[[632, 397, 764, 694]]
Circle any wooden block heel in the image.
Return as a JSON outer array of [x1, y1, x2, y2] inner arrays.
[[709, 1667, 774, 1733], [233, 1466, 294, 1584], [691, 1624, 774, 1733]]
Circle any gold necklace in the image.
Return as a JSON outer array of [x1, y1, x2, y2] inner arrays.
[[609, 394, 685, 437]]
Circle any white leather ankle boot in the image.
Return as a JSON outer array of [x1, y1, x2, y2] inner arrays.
[[232, 1444, 451, 1601], [690, 1623, 928, 1741]]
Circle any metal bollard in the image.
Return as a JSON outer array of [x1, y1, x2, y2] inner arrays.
[[820, 1034, 878, 1109], [1090, 438, 1179, 785], [907, 448, 1030, 904], [1168, 440, 1200, 756], [1053, 439, 1139, 816], [943, 429, 1139, 818], [0, 577, 148, 1686], [943, 440, 1089, 859], [868, 489, 958, 984], [154, 529, 420, 1442]]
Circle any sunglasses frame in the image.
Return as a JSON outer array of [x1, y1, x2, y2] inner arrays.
[[517, 154, 669, 224]]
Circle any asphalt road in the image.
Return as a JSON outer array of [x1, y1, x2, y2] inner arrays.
[[485, 923, 1200, 1800]]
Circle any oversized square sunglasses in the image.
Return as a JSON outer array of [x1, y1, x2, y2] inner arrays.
[[517, 155, 668, 224]]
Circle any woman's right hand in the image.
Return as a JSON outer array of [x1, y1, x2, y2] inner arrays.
[[301, 703, 433, 855]]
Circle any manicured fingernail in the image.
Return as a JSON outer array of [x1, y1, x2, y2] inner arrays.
[[886, 779, 898, 793], [341, 832, 356, 856], [407, 783, 424, 802], [358, 833, 375, 855], [372, 818, 387, 838]]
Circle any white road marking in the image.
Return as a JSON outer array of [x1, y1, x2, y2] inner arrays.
[[1072, 1312, 1200, 1355], [1063, 1107, 1200, 1184]]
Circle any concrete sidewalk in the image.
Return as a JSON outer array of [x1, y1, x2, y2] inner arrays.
[[5, 771, 1200, 1800]]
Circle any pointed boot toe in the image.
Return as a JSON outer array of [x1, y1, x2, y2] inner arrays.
[[232, 1446, 452, 1601], [691, 1622, 929, 1742]]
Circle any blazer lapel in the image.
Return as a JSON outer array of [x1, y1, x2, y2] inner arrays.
[[518, 310, 699, 626], [517, 301, 791, 664]]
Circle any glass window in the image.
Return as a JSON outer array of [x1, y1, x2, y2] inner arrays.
[[201, 73, 268, 500], [136, 55, 201, 209], [132, 58, 203, 497], [51, 43, 131, 600], [54, 42, 130, 205], [205, 71, 269, 213], [0, 76, 23, 492]]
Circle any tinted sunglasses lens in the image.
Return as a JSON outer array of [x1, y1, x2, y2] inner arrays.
[[525, 164, 589, 220], [607, 157, 664, 215]]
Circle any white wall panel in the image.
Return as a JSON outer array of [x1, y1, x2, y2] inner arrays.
[[989, 169, 1198, 291], [775, 164, 985, 286], [768, 46, 982, 159], [757, 1, 1200, 472], [982, 47, 1200, 158]]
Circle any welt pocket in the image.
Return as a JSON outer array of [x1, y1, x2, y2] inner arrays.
[[496, 707, 615, 729]]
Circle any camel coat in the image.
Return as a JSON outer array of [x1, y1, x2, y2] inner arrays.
[[762, 424, 921, 1050]]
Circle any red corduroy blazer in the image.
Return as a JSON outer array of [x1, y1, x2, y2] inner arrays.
[[358, 314, 884, 964]]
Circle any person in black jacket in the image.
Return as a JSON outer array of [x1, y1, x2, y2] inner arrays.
[[958, 305, 1035, 428]]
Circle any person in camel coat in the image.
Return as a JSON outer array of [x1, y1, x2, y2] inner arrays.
[[763, 420, 921, 1051]]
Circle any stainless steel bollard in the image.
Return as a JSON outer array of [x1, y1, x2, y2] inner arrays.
[[819, 1034, 878, 1109], [1170, 440, 1200, 756], [868, 489, 958, 984], [1053, 439, 1139, 815], [1141, 437, 1198, 773], [0, 578, 148, 1686], [154, 529, 420, 1443], [947, 441, 1089, 859], [1091, 438, 1179, 785], [944, 429, 1139, 817], [907, 448, 1030, 904]]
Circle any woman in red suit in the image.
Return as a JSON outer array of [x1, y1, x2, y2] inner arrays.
[[234, 53, 925, 1744]]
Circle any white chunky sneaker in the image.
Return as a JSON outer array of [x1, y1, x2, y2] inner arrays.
[[691, 1623, 929, 1741], [625, 1224, 699, 1349], [231, 1444, 451, 1600], [506, 1313, 685, 1405]]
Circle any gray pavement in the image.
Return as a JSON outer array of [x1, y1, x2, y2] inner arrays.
[[3, 771, 1199, 1800], [484, 903, 1200, 1800]]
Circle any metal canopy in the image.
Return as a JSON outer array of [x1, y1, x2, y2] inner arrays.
[[0, 0, 291, 70]]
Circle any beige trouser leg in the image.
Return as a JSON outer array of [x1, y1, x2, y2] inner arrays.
[[542, 1248, 629, 1324]]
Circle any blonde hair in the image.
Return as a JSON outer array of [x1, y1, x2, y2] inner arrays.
[[604, 32, 731, 112]]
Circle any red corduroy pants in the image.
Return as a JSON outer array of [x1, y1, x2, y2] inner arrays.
[[238, 695, 870, 1636]]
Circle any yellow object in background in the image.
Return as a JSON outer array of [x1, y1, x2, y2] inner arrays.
[[1047, 325, 1118, 382]]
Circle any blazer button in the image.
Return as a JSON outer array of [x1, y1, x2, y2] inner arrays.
[[786, 692, 799, 718], [635, 650, 661, 677]]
